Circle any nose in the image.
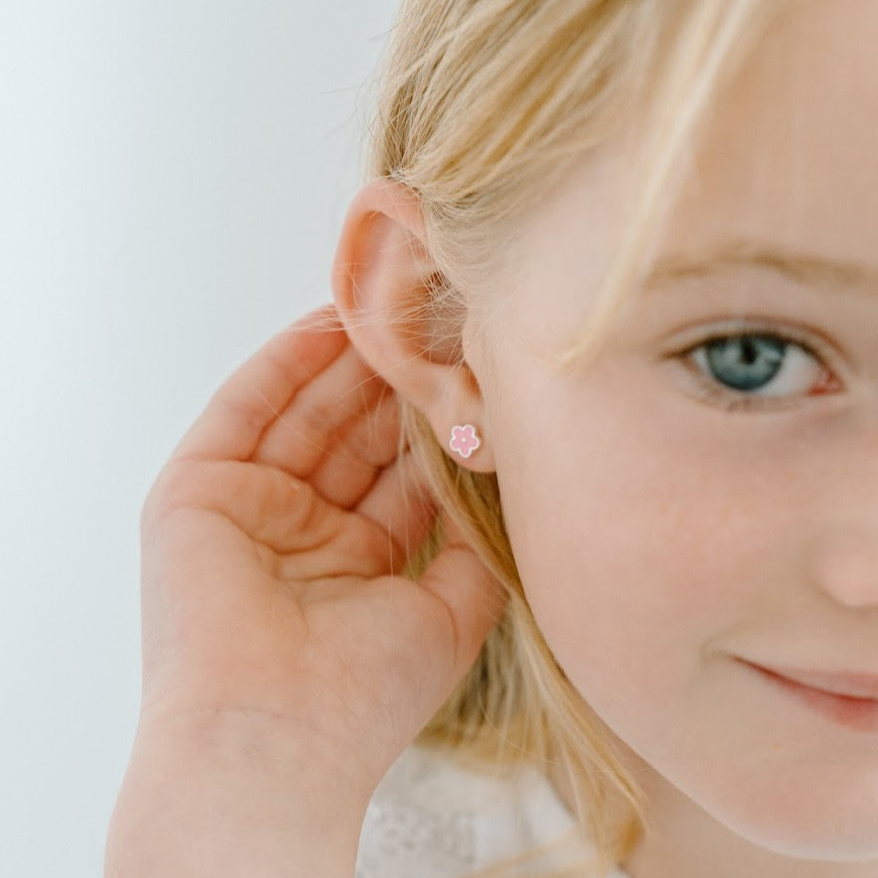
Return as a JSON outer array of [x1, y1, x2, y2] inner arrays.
[[806, 411, 878, 609], [812, 531, 878, 609]]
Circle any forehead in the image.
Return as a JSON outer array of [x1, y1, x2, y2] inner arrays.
[[654, 0, 878, 273], [496, 0, 878, 352]]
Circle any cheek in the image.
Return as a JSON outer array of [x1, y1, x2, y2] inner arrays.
[[492, 379, 788, 717]]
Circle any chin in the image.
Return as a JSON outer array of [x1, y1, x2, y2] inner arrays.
[[700, 776, 878, 862]]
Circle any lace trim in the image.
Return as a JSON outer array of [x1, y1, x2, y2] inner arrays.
[[355, 798, 477, 878]]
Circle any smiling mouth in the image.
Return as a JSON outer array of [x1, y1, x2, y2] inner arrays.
[[739, 660, 878, 734]]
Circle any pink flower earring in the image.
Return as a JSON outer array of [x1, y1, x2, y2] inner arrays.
[[449, 424, 481, 460]]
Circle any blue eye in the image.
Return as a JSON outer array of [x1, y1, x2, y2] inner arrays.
[[687, 332, 831, 402], [698, 335, 786, 391]]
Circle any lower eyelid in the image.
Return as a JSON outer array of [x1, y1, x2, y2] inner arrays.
[[673, 359, 802, 412]]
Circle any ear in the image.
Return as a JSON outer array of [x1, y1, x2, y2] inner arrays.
[[330, 179, 494, 472]]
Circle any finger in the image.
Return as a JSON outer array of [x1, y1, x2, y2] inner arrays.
[[150, 457, 402, 580], [305, 388, 402, 509], [278, 450, 439, 583], [354, 449, 439, 565], [169, 304, 348, 465], [255, 344, 397, 488], [417, 517, 508, 684]]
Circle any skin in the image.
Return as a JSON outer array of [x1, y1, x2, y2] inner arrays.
[[333, 0, 878, 875], [476, 3, 878, 875]]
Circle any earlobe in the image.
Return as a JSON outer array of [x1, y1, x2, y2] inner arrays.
[[330, 180, 494, 472]]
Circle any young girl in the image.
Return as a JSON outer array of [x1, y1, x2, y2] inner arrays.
[[104, 0, 878, 875]]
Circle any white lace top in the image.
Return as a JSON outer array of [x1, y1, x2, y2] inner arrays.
[[355, 744, 633, 878]]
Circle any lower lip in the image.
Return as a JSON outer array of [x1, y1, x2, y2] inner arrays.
[[745, 663, 878, 734]]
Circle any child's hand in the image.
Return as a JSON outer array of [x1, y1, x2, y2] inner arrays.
[[136, 304, 504, 794]]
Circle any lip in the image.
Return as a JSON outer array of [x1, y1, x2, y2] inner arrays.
[[740, 660, 878, 734], [745, 663, 878, 699]]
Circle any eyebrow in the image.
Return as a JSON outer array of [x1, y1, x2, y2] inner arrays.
[[647, 239, 878, 294]]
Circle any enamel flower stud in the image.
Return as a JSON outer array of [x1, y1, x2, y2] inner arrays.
[[449, 424, 481, 459]]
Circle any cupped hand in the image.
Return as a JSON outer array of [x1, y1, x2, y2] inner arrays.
[[136, 304, 504, 792]]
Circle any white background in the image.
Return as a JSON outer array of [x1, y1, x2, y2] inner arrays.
[[0, 2, 400, 873]]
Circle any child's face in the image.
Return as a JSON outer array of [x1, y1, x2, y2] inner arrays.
[[467, 0, 878, 869]]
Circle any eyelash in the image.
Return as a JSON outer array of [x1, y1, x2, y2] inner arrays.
[[673, 324, 841, 413]]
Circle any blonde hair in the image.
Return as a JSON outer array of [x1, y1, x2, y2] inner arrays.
[[361, 0, 791, 874]]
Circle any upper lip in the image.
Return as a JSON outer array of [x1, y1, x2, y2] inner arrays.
[[743, 661, 878, 700]]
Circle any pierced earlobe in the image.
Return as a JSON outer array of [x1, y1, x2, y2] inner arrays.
[[449, 424, 481, 460]]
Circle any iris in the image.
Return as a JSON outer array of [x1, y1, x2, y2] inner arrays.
[[703, 335, 786, 391]]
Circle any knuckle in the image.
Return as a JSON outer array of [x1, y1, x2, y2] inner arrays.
[[140, 460, 209, 531], [298, 396, 339, 444]]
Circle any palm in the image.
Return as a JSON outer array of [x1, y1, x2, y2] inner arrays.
[[138, 306, 502, 781]]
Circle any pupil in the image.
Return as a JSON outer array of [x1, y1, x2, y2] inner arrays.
[[740, 338, 758, 365]]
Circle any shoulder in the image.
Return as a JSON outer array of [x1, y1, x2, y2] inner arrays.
[[355, 743, 608, 878]]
